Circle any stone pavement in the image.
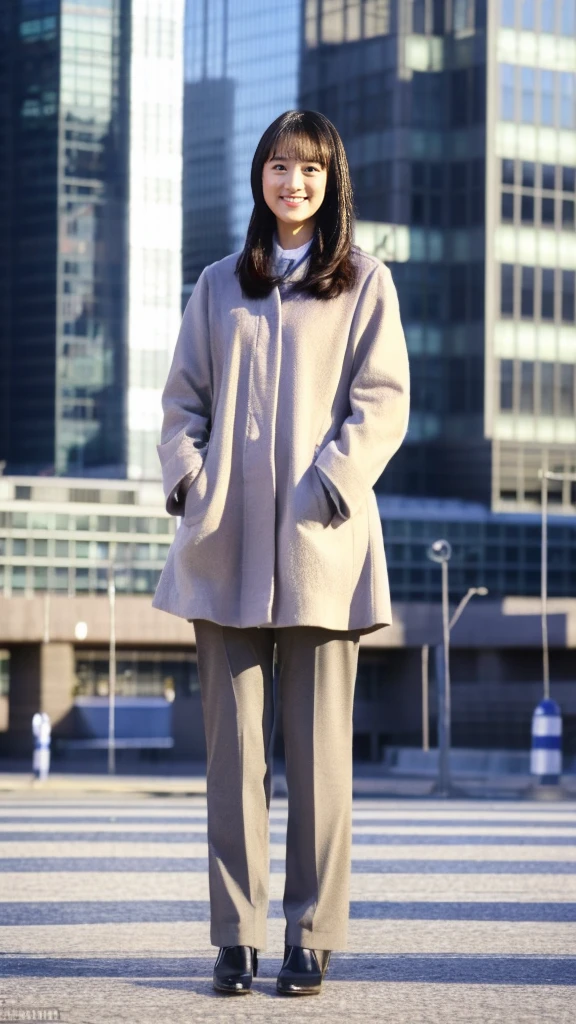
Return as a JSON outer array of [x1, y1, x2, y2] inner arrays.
[[0, 794, 575, 1023]]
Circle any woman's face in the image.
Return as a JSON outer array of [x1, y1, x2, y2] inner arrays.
[[262, 149, 328, 230]]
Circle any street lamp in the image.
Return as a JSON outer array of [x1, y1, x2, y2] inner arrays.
[[426, 539, 488, 796], [107, 561, 116, 775], [537, 453, 576, 701]]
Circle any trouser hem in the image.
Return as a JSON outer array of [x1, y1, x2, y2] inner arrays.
[[210, 923, 268, 951], [284, 925, 348, 951]]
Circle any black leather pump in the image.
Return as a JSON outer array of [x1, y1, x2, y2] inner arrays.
[[276, 944, 331, 995], [213, 945, 258, 994]]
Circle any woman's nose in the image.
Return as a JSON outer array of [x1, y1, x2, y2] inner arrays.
[[284, 169, 305, 190]]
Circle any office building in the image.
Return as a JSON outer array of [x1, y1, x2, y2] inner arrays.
[[300, 0, 576, 514], [0, 0, 184, 480], [182, 0, 302, 288]]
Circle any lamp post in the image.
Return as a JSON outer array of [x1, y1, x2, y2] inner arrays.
[[427, 537, 488, 796], [107, 561, 116, 775], [427, 540, 452, 795], [537, 456, 576, 700]]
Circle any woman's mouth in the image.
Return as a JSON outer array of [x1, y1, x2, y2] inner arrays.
[[280, 196, 308, 207]]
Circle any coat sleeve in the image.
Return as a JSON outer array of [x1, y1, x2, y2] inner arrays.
[[157, 268, 212, 516], [314, 261, 410, 521]]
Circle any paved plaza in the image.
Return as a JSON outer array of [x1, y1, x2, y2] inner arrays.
[[0, 793, 575, 1023]]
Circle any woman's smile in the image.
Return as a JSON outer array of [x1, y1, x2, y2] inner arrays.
[[280, 195, 308, 207]]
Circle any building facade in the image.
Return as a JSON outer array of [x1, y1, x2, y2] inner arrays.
[[299, 0, 576, 515], [182, 0, 302, 290], [0, 0, 184, 481]]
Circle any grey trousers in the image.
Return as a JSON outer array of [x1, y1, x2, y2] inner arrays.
[[193, 619, 361, 952]]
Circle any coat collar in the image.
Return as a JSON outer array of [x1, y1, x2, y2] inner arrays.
[[272, 234, 313, 284]]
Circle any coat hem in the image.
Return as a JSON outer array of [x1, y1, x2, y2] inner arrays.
[[152, 595, 390, 637]]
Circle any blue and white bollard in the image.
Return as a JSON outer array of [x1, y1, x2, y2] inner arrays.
[[32, 712, 51, 781], [530, 699, 562, 785]]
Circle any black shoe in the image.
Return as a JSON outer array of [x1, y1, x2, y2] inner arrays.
[[213, 945, 258, 994], [276, 944, 331, 995]]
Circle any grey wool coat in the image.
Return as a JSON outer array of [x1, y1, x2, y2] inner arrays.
[[151, 245, 410, 635]]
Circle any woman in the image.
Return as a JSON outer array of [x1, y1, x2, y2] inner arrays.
[[152, 110, 410, 995]]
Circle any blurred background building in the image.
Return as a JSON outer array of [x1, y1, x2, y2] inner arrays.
[[0, 0, 184, 481], [0, 0, 575, 764]]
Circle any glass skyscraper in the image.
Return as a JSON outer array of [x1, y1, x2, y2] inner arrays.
[[0, 0, 184, 480], [183, 0, 301, 286], [300, 0, 576, 515]]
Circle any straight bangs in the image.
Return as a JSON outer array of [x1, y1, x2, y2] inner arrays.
[[236, 110, 358, 301], [267, 124, 331, 171]]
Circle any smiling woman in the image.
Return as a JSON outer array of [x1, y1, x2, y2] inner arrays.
[[261, 151, 327, 248], [153, 108, 410, 999], [235, 109, 358, 299]]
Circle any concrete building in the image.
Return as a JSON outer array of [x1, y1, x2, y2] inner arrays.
[[1, 474, 575, 762], [0, 0, 184, 480]]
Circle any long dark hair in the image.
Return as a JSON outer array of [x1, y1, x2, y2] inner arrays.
[[235, 110, 358, 300]]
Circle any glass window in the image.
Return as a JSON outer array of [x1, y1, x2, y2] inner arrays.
[[541, 196, 555, 225], [501, 192, 514, 221], [521, 67, 535, 123], [560, 72, 575, 130], [521, 266, 534, 316], [29, 513, 55, 530], [500, 64, 515, 121], [500, 359, 514, 410], [55, 540, 69, 557], [541, 268, 555, 319], [540, 0, 556, 30], [521, 160, 535, 187], [33, 540, 48, 557], [413, 0, 426, 32], [563, 166, 575, 192], [500, 0, 515, 26], [561, 270, 575, 321], [74, 516, 91, 531], [540, 362, 555, 414], [519, 361, 535, 412], [12, 539, 27, 556], [521, 0, 535, 28], [12, 568, 27, 591], [540, 70, 555, 126], [501, 158, 515, 185], [542, 164, 556, 190], [559, 363, 574, 415], [562, 199, 575, 228], [76, 541, 90, 559], [560, 0, 576, 34], [521, 194, 534, 223], [33, 568, 48, 591], [75, 568, 90, 591], [501, 263, 514, 315], [53, 567, 69, 591]]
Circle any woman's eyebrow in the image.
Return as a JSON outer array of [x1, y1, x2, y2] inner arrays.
[[269, 155, 321, 163]]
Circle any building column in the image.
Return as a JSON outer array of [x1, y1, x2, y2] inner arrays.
[[5, 642, 76, 756]]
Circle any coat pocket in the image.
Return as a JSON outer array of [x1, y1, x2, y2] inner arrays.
[[296, 464, 334, 530], [182, 455, 210, 525]]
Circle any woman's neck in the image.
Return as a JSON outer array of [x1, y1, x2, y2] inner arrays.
[[275, 220, 315, 250]]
